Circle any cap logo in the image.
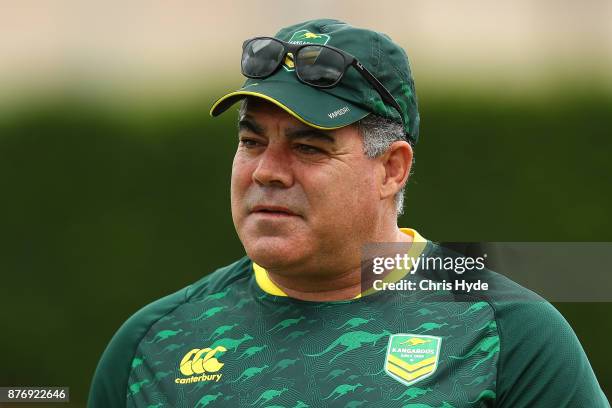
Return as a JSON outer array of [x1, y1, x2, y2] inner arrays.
[[328, 106, 350, 119], [283, 30, 331, 72]]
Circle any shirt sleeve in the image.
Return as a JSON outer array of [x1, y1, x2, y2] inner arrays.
[[495, 300, 610, 407], [87, 288, 188, 408]]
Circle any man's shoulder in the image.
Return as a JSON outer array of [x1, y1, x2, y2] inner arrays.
[[429, 242, 570, 334], [423, 243, 608, 406], [184, 255, 253, 302], [422, 242, 576, 363], [485, 279, 608, 406], [119, 255, 253, 332], [88, 256, 253, 408]]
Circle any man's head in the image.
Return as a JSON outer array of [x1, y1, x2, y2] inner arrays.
[[230, 97, 412, 276], [211, 19, 419, 275]]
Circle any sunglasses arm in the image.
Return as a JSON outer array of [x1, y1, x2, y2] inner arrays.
[[351, 60, 405, 127]]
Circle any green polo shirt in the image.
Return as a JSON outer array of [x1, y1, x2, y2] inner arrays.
[[88, 229, 609, 407]]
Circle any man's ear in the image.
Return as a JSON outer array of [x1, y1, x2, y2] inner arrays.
[[378, 141, 413, 200]]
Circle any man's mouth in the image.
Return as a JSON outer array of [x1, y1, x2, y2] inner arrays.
[[251, 205, 299, 217]]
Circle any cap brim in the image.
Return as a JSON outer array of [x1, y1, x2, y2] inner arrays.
[[209, 79, 369, 130]]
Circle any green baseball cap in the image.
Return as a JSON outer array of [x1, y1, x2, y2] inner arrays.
[[210, 19, 420, 144]]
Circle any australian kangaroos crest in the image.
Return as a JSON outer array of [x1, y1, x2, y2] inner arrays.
[[385, 334, 442, 386]]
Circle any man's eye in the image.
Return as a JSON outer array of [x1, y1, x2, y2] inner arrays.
[[239, 138, 261, 148], [295, 144, 323, 154]]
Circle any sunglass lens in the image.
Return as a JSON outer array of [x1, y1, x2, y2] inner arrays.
[[296, 46, 344, 87], [242, 38, 285, 77]]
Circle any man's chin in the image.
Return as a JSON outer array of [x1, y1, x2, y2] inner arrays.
[[244, 236, 308, 270]]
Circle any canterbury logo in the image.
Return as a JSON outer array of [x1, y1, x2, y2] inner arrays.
[[179, 346, 227, 376]]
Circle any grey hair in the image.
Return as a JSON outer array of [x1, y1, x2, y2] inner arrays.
[[238, 98, 412, 216], [357, 114, 412, 216]]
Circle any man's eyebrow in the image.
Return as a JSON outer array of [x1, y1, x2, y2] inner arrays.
[[237, 116, 264, 135], [285, 127, 336, 144], [238, 116, 336, 144]]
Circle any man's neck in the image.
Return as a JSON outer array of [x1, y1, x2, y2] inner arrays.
[[262, 228, 414, 302]]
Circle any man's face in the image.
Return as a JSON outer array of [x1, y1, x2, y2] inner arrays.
[[231, 99, 381, 276]]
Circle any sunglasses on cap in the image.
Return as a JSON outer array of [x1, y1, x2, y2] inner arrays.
[[241, 37, 404, 126]]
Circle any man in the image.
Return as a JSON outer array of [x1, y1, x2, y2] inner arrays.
[[88, 19, 609, 407]]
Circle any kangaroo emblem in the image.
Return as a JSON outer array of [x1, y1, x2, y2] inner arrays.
[[399, 338, 431, 346], [323, 383, 363, 400]]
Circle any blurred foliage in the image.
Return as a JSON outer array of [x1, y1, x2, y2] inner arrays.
[[1, 87, 611, 406]]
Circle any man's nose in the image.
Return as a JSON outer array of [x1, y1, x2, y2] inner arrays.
[[252, 144, 294, 187]]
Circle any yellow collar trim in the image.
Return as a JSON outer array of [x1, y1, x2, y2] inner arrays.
[[253, 262, 287, 296], [253, 228, 428, 299]]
